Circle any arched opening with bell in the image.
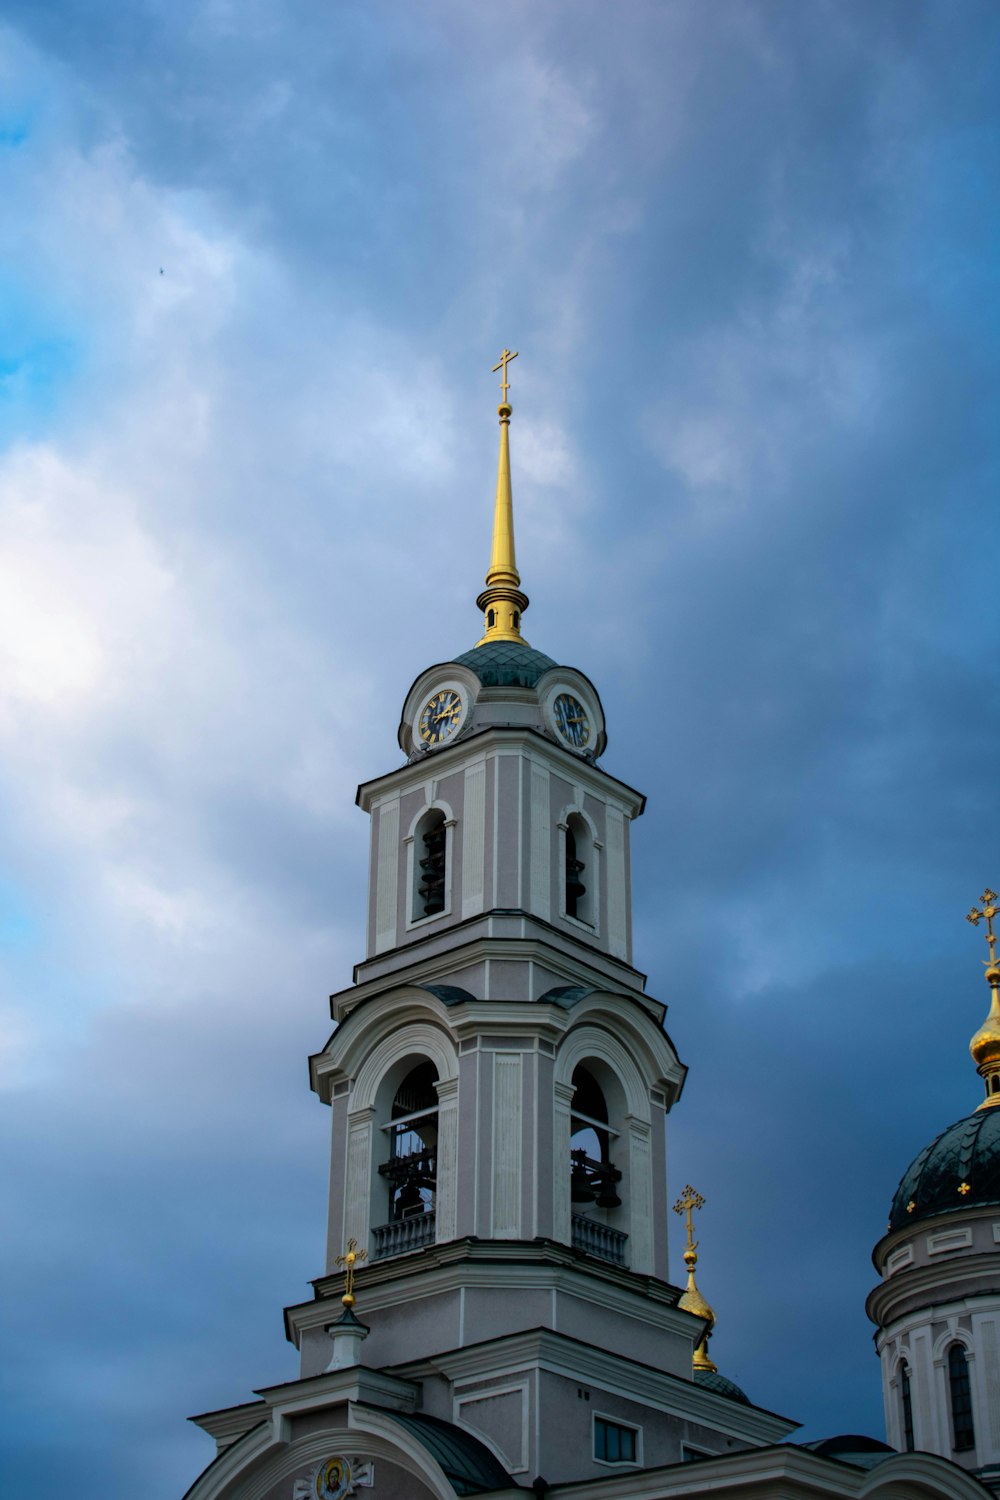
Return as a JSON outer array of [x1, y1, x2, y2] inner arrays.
[[569, 1062, 626, 1263], [564, 811, 596, 927], [373, 1060, 439, 1259], [412, 807, 448, 921]]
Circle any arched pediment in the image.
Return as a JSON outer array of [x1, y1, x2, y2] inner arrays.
[[549, 988, 686, 1105], [311, 987, 462, 1105]]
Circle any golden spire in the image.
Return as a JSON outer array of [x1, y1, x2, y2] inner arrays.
[[475, 349, 530, 647], [335, 1236, 367, 1309], [672, 1184, 717, 1374], [967, 888, 1000, 1111]]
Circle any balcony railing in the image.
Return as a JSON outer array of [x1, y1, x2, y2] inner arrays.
[[572, 1213, 628, 1266], [372, 1211, 437, 1260]]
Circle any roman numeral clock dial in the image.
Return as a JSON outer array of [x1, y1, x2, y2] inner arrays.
[[553, 692, 590, 749], [418, 689, 464, 746]]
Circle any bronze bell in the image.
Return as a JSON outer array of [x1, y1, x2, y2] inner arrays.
[[571, 1159, 595, 1203]]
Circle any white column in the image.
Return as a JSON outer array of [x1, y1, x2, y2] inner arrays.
[[605, 806, 627, 959], [374, 799, 400, 953], [492, 1053, 523, 1238], [344, 1106, 376, 1251], [973, 1314, 1000, 1462], [435, 1077, 459, 1244], [462, 761, 486, 919], [626, 1115, 652, 1274], [529, 762, 551, 922], [909, 1326, 941, 1455], [553, 1080, 575, 1247]]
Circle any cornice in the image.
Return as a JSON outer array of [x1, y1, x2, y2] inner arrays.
[[285, 1237, 686, 1345], [871, 1203, 1000, 1272], [253, 1365, 419, 1416], [866, 1253, 1000, 1329], [530, 1446, 864, 1500], [387, 1327, 797, 1446], [356, 724, 645, 819], [189, 1400, 267, 1444], [339, 920, 654, 1016]]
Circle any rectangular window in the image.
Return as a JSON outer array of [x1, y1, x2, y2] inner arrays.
[[594, 1416, 638, 1465]]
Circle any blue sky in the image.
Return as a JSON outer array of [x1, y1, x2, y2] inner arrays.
[[0, 3, 998, 1494]]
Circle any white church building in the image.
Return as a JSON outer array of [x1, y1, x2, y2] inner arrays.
[[180, 357, 1000, 1500]]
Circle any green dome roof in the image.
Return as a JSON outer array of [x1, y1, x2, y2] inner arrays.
[[453, 640, 557, 688], [888, 1106, 1000, 1231], [694, 1368, 750, 1405]]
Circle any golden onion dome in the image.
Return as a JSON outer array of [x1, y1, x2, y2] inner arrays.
[[970, 966, 1000, 1104], [965, 891, 1000, 1111], [677, 1246, 716, 1324], [677, 1245, 718, 1373]]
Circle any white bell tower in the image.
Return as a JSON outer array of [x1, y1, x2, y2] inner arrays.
[[297, 366, 690, 1380], [184, 358, 798, 1498]]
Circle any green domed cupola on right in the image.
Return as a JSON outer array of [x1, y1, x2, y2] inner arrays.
[[867, 888, 1000, 1478]]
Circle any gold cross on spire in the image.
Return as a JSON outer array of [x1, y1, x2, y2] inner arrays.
[[335, 1237, 367, 1309], [673, 1183, 706, 1252], [492, 348, 518, 406], [967, 888, 999, 970]]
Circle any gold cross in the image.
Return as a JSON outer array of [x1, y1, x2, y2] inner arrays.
[[492, 348, 518, 404], [672, 1183, 705, 1252], [966, 887, 999, 968], [335, 1237, 367, 1308]]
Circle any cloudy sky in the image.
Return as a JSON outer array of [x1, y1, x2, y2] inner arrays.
[[1, 2, 997, 1494]]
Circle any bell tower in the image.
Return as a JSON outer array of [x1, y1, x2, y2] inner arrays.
[[302, 353, 688, 1363], [184, 358, 797, 1499]]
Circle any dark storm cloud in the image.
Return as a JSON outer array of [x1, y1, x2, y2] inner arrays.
[[0, 3, 998, 1495]]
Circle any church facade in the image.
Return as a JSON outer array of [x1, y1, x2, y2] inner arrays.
[[181, 358, 997, 1500]]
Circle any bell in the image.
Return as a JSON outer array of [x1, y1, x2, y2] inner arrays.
[[571, 1162, 595, 1203], [396, 1181, 424, 1216], [595, 1184, 622, 1209], [566, 858, 586, 904]]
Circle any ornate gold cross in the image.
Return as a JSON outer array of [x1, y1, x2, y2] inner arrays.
[[492, 348, 518, 404], [335, 1237, 367, 1308], [966, 888, 999, 969], [672, 1183, 705, 1251]]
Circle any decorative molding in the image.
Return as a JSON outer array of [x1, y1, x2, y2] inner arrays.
[[435, 1077, 459, 1244], [628, 1124, 653, 1274], [402, 1327, 795, 1446], [553, 1081, 574, 1247], [927, 1227, 973, 1255], [529, 762, 551, 923], [554, 1025, 651, 1124], [344, 1110, 375, 1253], [374, 798, 400, 954], [454, 1380, 530, 1474], [605, 806, 627, 961], [350, 1022, 459, 1114], [462, 762, 487, 919], [492, 1053, 523, 1237]]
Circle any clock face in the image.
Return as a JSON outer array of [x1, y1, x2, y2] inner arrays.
[[553, 693, 590, 748], [418, 688, 464, 746]]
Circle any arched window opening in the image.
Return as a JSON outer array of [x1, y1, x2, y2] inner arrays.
[[948, 1344, 975, 1452], [564, 814, 594, 924], [378, 1061, 438, 1226], [899, 1362, 914, 1452], [512, 610, 520, 630], [570, 1065, 622, 1213], [991, 1075, 999, 1095], [413, 809, 447, 920], [487, 608, 495, 628]]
